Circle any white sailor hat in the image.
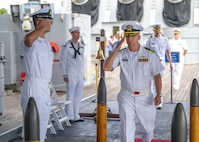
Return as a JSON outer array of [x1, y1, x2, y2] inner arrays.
[[69, 26, 81, 33], [121, 22, 143, 36], [173, 28, 181, 33], [31, 7, 53, 19], [152, 24, 161, 31]]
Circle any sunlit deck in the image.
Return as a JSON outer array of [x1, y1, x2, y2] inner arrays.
[[0, 62, 198, 141]]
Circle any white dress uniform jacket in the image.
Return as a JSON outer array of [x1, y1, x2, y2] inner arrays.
[[169, 38, 188, 90], [112, 46, 164, 142], [60, 40, 84, 120], [21, 37, 54, 142]]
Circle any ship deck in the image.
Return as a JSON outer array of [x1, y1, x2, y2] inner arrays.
[[1, 62, 198, 141]]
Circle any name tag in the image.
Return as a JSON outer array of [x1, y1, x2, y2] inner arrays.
[[122, 58, 128, 61]]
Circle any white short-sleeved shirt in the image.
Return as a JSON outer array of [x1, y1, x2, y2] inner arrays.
[[112, 46, 164, 91], [146, 35, 170, 62], [23, 37, 54, 80]]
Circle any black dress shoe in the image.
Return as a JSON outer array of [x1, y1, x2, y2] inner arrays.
[[73, 118, 84, 122], [69, 119, 74, 123]]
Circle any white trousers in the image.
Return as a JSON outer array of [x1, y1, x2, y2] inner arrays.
[[21, 78, 51, 142], [172, 63, 183, 90], [65, 74, 84, 120], [117, 90, 156, 142]]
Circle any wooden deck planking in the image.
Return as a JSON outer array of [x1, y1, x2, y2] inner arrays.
[[162, 64, 199, 103], [0, 93, 22, 135]]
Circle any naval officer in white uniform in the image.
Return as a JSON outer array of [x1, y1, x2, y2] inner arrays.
[[169, 28, 188, 90], [104, 22, 164, 142], [21, 7, 54, 142], [145, 24, 173, 109], [60, 26, 85, 122]]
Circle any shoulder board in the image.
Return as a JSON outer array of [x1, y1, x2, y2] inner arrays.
[[144, 47, 155, 53], [161, 34, 167, 37]]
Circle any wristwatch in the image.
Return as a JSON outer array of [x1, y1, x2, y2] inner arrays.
[[157, 93, 162, 97]]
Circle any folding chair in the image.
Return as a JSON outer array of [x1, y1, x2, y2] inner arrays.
[[49, 82, 71, 131], [47, 119, 57, 134]]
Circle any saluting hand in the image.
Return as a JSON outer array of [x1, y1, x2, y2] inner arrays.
[[36, 19, 53, 32], [115, 36, 125, 51]]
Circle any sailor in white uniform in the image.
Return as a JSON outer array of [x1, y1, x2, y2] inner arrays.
[[169, 28, 188, 90], [60, 26, 85, 122], [21, 7, 54, 142], [145, 24, 172, 77], [145, 24, 173, 109], [104, 22, 164, 142]]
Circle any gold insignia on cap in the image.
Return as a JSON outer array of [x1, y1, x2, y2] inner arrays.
[[153, 25, 161, 31], [124, 25, 138, 36], [154, 25, 160, 28], [173, 29, 180, 34], [174, 30, 180, 34], [126, 25, 133, 32], [123, 24, 141, 37]]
